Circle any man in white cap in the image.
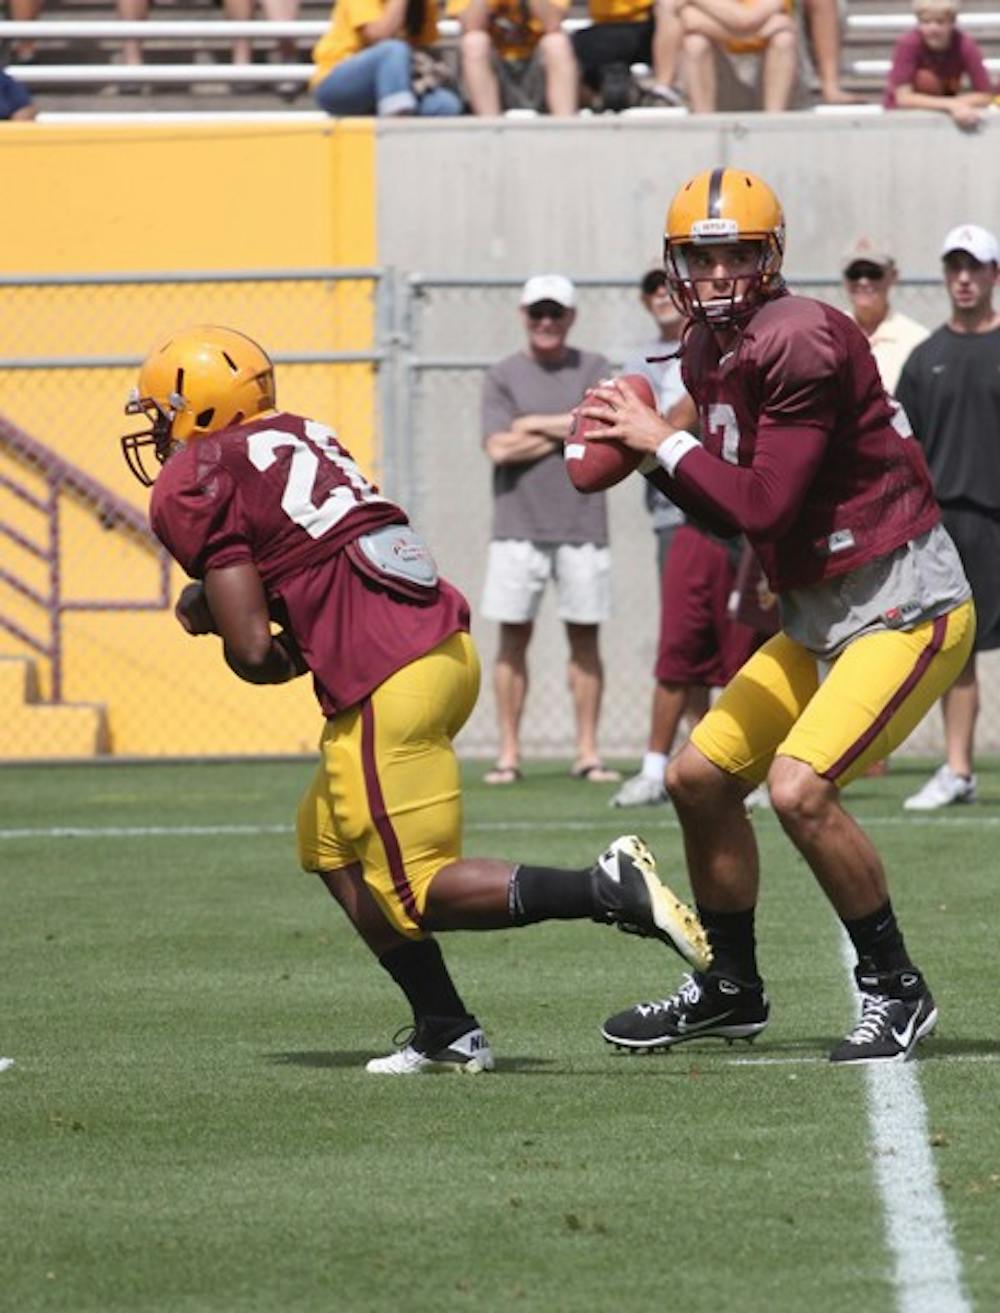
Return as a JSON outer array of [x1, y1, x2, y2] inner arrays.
[[841, 237, 929, 394], [897, 223, 1000, 809], [480, 275, 619, 785]]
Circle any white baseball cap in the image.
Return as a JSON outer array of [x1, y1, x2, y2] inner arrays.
[[520, 274, 576, 309], [941, 224, 1000, 265]]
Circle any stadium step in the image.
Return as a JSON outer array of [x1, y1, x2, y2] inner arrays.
[[0, 656, 109, 761]]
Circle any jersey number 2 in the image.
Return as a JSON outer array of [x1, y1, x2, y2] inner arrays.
[[246, 420, 386, 539]]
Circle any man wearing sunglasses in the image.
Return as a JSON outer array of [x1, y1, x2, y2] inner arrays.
[[840, 238, 929, 395], [480, 274, 619, 785]]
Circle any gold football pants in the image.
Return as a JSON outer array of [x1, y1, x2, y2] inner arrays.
[[296, 631, 480, 936], [691, 600, 975, 787]]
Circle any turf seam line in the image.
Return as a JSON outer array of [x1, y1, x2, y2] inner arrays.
[[1, 814, 997, 840]]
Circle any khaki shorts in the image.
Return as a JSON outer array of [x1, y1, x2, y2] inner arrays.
[[691, 600, 975, 788], [480, 539, 612, 625], [296, 632, 480, 937]]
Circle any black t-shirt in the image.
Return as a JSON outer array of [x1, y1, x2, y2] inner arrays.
[[896, 324, 1000, 511]]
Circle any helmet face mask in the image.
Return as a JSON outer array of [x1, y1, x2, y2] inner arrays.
[[121, 391, 184, 488], [667, 238, 770, 326], [664, 169, 785, 327], [121, 325, 275, 486]]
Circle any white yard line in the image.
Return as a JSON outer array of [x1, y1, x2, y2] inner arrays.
[[0, 813, 997, 840], [731, 1052, 998, 1067], [837, 935, 972, 1313]]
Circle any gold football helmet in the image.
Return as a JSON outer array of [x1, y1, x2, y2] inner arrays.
[[664, 168, 785, 325], [122, 325, 276, 486]]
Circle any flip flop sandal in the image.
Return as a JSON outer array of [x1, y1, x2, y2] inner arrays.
[[483, 764, 523, 785], [571, 762, 622, 783]]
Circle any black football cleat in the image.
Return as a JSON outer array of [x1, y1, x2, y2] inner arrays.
[[602, 971, 769, 1052], [829, 962, 937, 1064]]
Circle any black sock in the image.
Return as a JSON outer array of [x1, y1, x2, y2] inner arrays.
[[378, 938, 472, 1025], [697, 905, 760, 984], [508, 864, 595, 925], [842, 901, 914, 975]]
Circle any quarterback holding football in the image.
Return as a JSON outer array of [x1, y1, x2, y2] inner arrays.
[[578, 168, 975, 1064]]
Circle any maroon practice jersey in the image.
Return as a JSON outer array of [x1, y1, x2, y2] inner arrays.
[[673, 292, 940, 592], [151, 411, 470, 717]]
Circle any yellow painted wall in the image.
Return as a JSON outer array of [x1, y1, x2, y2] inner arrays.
[[0, 119, 378, 759]]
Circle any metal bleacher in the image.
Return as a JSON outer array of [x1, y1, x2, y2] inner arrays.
[[2, 0, 999, 116]]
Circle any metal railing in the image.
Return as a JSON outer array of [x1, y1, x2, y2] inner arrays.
[[0, 414, 172, 701]]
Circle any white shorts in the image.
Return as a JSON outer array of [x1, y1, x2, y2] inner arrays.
[[480, 539, 612, 625]]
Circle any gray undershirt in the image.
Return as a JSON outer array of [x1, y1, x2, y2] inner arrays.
[[780, 523, 971, 659]]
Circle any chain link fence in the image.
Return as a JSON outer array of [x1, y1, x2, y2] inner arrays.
[[1, 268, 994, 762]]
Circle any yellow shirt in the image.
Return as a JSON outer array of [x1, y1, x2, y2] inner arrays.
[[587, 0, 653, 25], [448, 0, 569, 60], [311, 0, 443, 84]]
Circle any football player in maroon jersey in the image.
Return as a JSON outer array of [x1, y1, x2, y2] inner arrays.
[[577, 169, 975, 1064], [121, 325, 711, 1074]]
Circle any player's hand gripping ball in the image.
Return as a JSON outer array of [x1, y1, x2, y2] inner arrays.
[[565, 373, 657, 493], [175, 582, 218, 635]]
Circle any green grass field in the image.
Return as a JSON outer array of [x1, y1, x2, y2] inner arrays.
[[2, 757, 999, 1312]]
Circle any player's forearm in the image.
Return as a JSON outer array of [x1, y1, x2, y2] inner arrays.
[[223, 631, 307, 685], [657, 424, 826, 538]]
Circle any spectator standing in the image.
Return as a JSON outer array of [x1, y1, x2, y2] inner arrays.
[[454, 0, 579, 115], [841, 237, 929, 394], [680, 0, 799, 113], [572, 0, 684, 111], [0, 66, 36, 120], [481, 275, 619, 785], [897, 224, 1000, 810], [884, 0, 992, 130], [311, 0, 463, 116], [611, 267, 761, 809]]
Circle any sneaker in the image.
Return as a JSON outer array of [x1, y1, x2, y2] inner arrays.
[[610, 772, 668, 808], [829, 963, 937, 1064], [365, 1018, 494, 1075], [602, 972, 769, 1051], [903, 764, 976, 811], [591, 835, 712, 970]]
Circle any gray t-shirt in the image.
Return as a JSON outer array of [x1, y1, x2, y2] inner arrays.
[[624, 338, 686, 534], [482, 347, 611, 545], [781, 522, 970, 659]]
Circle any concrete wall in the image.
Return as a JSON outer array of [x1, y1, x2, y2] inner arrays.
[[376, 110, 999, 280]]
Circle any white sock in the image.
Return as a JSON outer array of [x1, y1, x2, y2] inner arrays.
[[641, 751, 668, 781]]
